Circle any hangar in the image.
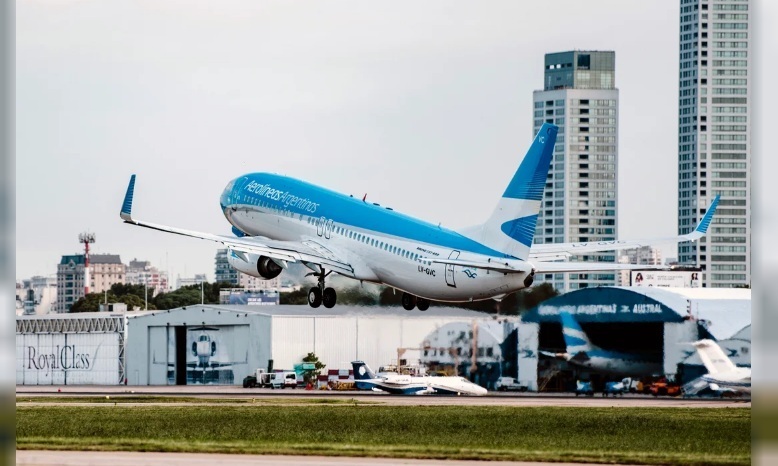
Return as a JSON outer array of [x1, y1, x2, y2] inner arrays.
[[516, 287, 751, 391], [16, 311, 136, 385], [16, 305, 499, 386]]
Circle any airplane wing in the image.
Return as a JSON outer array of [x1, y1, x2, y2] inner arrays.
[[529, 195, 720, 261], [119, 175, 354, 276]]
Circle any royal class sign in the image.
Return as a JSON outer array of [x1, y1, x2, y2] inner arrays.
[[16, 333, 121, 385]]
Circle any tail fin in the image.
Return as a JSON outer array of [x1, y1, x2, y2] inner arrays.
[[560, 311, 595, 354], [463, 123, 557, 260], [693, 339, 737, 375], [351, 360, 376, 380]]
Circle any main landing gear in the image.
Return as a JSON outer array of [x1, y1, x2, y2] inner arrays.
[[307, 268, 337, 309], [401, 292, 430, 311]]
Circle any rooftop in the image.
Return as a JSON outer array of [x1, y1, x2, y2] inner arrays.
[[130, 304, 502, 320]]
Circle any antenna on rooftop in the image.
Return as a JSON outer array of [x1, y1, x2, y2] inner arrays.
[[79, 232, 96, 296]]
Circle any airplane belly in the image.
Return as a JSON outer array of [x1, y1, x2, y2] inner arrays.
[[379, 263, 523, 302]]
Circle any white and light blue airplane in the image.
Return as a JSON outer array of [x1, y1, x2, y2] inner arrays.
[[352, 361, 487, 396], [120, 123, 719, 310], [692, 339, 751, 395], [540, 311, 663, 377]]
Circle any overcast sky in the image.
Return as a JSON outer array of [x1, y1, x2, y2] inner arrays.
[[14, 1, 769, 282]]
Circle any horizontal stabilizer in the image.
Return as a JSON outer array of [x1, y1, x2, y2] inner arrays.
[[529, 195, 720, 258], [533, 262, 665, 274]]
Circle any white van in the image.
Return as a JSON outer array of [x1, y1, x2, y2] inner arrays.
[[271, 371, 298, 389], [495, 377, 528, 392]]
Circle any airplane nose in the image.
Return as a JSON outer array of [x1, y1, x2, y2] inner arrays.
[[220, 178, 237, 211]]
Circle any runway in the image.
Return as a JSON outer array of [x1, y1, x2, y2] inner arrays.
[[15, 451, 635, 466], [16, 385, 750, 408]]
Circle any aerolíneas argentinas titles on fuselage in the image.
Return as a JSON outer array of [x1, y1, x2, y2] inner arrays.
[[119, 123, 719, 310]]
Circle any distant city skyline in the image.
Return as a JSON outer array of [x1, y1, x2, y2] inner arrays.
[[15, 1, 767, 283]]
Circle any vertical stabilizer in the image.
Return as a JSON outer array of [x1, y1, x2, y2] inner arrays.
[[693, 339, 737, 375], [560, 311, 595, 354], [351, 361, 376, 380], [464, 123, 557, 260]]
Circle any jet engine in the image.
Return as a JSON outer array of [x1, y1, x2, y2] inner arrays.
[[227, 251, 283, 280]]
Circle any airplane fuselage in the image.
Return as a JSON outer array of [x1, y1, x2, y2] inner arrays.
[[702, 371, 752, 394], [356, 375, 487, 396], [220, 173, 532, 302], [569, 351, 663, 377]]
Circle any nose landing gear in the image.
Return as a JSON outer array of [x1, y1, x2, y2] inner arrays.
[[307, 268, 337, 309]]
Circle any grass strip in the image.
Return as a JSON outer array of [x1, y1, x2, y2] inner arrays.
[[17, 405, 750, 465]]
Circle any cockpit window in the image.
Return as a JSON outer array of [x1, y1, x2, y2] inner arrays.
[[199, 335, 208, 342]]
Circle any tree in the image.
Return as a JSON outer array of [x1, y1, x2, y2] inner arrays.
[[152, 288, 202, 310], [301, 352, 326, 387], [280, 288, 308, 305], [69, 290, 157, 312], [70, 293, 113, 313], [378, 287, 403, 306], [519, 283, 559, 310], [109, 283, 148, 300], [336, 287, 377, 306], [118, 293, 151, 311]]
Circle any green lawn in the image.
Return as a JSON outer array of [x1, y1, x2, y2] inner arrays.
[[17, 405, 750, 465]]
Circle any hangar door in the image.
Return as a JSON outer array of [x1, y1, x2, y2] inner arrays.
[[148, 324, 251, 385]]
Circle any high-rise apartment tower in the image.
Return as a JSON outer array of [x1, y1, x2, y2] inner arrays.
[[677, 0, 751, 287], [532, 50, 619, 291]]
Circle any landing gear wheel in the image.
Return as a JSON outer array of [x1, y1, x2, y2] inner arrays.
[[416, 298, 430, 311], [308, 287, 322, 308], [401, 293, 417, 311], [322, 287, 337, 308]]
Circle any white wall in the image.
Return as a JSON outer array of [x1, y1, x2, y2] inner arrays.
[[16, 333, 121, 385]]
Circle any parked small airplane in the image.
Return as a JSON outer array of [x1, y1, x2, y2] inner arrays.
[[120, 123, 719, 309], [352, 361, 487, 396], [540, 311, 662, 376], [692, 339, 751, 395]]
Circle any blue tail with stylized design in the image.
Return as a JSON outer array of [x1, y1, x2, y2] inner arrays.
[[560, 311, 595, 354], [460, 123, 557, 260], [351, 361, 376, 380]]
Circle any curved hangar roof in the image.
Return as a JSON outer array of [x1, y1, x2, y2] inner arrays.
[[522, 286, 750, 340]]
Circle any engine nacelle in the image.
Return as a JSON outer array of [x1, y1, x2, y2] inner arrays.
[[227, 251, 283, 280]]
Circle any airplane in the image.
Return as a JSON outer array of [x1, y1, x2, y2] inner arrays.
[[351, 360, 487, 396], [152, 326, 248, 383], [540, 311, 662, 376], [119, 122, 720, 310], [691, 339, 751, 395]]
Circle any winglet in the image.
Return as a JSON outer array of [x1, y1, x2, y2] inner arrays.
[[120, 175, 136, 222], [694, 195, 720, 234]]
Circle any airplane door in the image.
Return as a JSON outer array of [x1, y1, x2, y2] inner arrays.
[[445, 250, 460, 288]]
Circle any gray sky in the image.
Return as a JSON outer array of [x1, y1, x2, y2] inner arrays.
[[13, 0, 741, 281]]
